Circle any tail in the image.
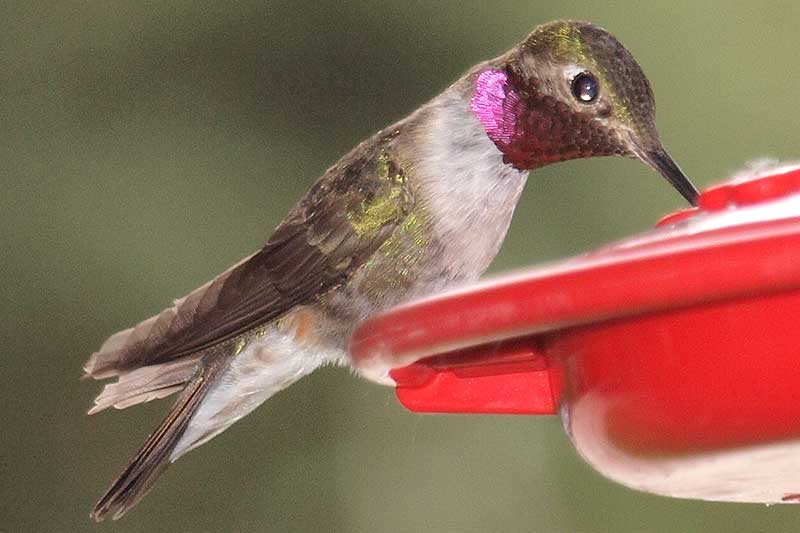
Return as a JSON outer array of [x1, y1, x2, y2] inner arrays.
[[87, 356, 201, 414], [90, 362, 219, 522], [87, 305, 330, 520]]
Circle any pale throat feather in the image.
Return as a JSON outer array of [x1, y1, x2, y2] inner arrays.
[[413, 84, 529, 279]]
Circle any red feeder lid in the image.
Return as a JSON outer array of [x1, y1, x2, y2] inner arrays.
[[349, 163, 800, 503]]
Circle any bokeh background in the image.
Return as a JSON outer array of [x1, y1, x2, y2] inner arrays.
[[4, 2, 800, 531]]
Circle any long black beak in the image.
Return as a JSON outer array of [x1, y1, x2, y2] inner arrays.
[[642, 148, 699, 206]]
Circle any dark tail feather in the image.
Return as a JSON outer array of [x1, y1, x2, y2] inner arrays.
[[90, 364, 216, 521]]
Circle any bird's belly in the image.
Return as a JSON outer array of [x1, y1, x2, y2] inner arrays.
[[171, 308, 345, 459]]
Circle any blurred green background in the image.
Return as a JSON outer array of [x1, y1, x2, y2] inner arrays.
[[4, 2, 800, 531]]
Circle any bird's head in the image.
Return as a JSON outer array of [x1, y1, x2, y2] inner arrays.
[[470, 20, 698, 204]]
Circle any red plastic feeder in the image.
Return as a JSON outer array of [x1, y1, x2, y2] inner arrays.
[[350, 163, 800, 504]]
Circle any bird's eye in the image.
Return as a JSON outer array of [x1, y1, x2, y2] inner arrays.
[[571, 71, 599, 104]]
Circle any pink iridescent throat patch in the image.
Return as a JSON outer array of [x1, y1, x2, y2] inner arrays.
[[470, 69, 521, 150]]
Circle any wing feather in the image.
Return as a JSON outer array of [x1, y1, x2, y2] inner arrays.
[[84, 136, 412, 378]]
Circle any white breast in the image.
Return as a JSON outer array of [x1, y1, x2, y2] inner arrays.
[[414, 88, 529, 279]]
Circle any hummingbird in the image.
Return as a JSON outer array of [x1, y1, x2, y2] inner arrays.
[[84, 20, 698, 520]]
